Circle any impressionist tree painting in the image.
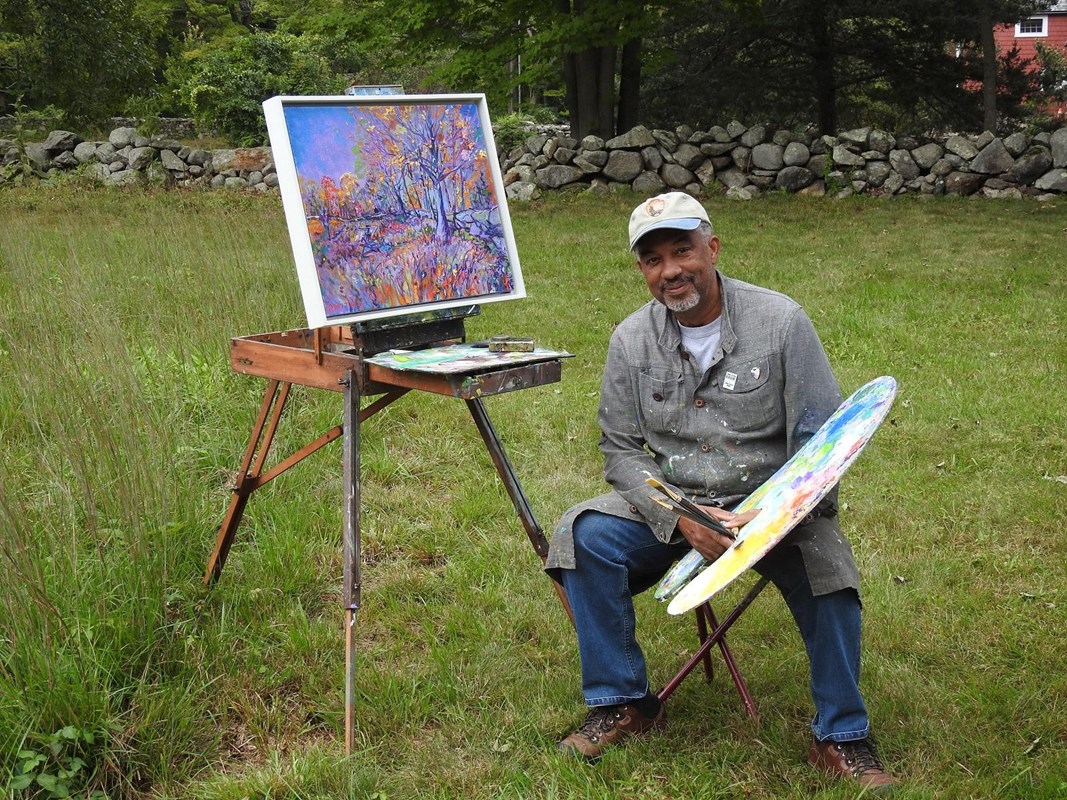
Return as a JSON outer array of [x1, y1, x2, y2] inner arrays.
[[277, 98, 520, 321]]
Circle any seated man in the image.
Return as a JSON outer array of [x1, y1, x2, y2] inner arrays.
[[547, 192, 895, 792]]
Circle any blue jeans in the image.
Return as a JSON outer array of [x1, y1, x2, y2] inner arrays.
[[559, 511, 870, 742]]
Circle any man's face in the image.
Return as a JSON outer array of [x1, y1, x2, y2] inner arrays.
[[634, 228, 721, 326]]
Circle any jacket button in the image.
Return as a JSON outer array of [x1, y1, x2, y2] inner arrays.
[[694, 398, 705, 408], [652, 392, 663, 402], [628, 504, 639, 514], [700, 443, 711, 452]]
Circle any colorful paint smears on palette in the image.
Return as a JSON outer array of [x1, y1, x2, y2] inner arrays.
[[657, 376, 897, 615], [264, 95, 524, 327], [365, 343, 572, 375]]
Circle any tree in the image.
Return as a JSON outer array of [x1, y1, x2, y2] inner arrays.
[[0, 0, 156, 122], [950, 0, 1043, 131], [641, 0, 1034, 134], [550, 0, 650, 138], [383, 0, 657, 140]]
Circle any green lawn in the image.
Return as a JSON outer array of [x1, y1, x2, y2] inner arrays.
[[0, 186, 1065, 799]]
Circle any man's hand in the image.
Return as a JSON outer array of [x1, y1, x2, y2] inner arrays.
[[677, 505, 761, 562]]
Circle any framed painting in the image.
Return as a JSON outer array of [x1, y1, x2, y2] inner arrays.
[[263, 94, 525, 328]]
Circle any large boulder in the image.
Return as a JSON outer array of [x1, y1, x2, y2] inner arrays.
[[73, 141, 98, 163], [1051, 128, 1067, 168], [751, 143, 785, 170], [578, 149, 608, 168], [160, 149, 186, 171], [660, 163, 696, 189], [868, 129, 896, 154], [717, 167, 747, 189], [641, 146, 664, 171], [944, 171, 985, 195], [889, 149, 920, 180], [1007, 146, 1053, 184], [775, 166, 814, 192], [109, 127, 139, 149], [1034, 168, 1067, 192], [632, 170, 667, 195], [127, 146, 156, 171], [674, 143, 705, 171], [945, 134, 979, 160], [866, 161, 892, 187], [971, 138, 1015, 174], [23, 143, 50, 171], [603, 150, 644, 183], [739, 124, 766, 148], [910, 143, 944, 170], [525, 134, 549, 155], [832, 145, 865, 168], [840, 127, 871, 147], [211, 147, 273, 175], [783, 141, 810, 167], [652, 129, 680, 150], [506, 181, 540, 201], [535, 164, 583, 189], [605, 126, 656, 150], [1003, 132, 1029, 157], [41, 130, 83, 154]]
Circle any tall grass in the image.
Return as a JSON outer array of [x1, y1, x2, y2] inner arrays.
[[0, 185, 1065, 799]]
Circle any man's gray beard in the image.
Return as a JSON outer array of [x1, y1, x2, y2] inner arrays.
[[663, 292, 701, 313]]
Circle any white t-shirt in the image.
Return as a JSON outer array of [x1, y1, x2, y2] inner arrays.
[[678, 316, 722, 375]]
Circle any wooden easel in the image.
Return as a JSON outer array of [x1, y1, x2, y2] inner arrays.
[[203, 309, 571, 753]]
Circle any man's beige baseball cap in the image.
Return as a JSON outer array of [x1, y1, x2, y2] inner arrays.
[[628, 192, 711, 250]]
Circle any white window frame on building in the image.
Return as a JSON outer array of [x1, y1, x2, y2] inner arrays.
[[1015, 15, 1049, 37]]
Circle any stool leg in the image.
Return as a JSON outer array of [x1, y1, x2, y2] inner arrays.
[[705, 605, 760, 721], [695, 604, 715, 683]]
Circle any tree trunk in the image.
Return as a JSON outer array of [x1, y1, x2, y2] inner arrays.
[[559, 0, 580, 137], [980, 0, 998, 132], [597, 44, 616, 138], [563, 51, 579, 132], [617, 36, 642, 134], [809, 1, 837, 135], [575, 46, 602, 139]]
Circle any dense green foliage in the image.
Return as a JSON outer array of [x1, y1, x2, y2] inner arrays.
[[1, 0, 1063, 143], [168, 31, 342, 145], [0, 188, 1065, 798]]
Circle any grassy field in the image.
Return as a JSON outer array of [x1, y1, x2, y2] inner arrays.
[[0, 185, 1065, 799]]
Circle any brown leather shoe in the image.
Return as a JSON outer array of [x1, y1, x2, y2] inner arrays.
[[559, 702, 666, 759], [808, 737, 896, 792]]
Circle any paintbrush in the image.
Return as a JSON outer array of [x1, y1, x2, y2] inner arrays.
[[645, 477, 737, 540]]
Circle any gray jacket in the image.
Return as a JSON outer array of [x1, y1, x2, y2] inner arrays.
[[547, 273, 860, 597]]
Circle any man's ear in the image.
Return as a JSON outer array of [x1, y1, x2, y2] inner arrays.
[[707, 236, 721, 263]]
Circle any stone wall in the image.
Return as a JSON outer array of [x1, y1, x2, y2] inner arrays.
[[501, 122, 1067, 200], [1, 127, 276, 190], [4, 121, 1067, 200]]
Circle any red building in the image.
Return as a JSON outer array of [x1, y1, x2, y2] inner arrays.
[[993, 2, 1067, 61], [993, 1, 1067, 115]]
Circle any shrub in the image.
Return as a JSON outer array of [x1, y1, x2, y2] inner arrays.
[[171, 32, 344, 146]]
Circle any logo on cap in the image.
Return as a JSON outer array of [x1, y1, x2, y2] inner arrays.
[[645, 198, 666, 217]]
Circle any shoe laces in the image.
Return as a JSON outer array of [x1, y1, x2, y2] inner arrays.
[[837, 738, 886, 775], [576, 706, 623, 741]]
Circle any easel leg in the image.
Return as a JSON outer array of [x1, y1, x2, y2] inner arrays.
[[342, 369, 362, 754], [464, 398, 574, 623], [204, 380, 291, 584]]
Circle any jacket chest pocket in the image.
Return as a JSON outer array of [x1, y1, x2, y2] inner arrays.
[[637, 368, 684, 434], [713, 356, 781, 431]]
